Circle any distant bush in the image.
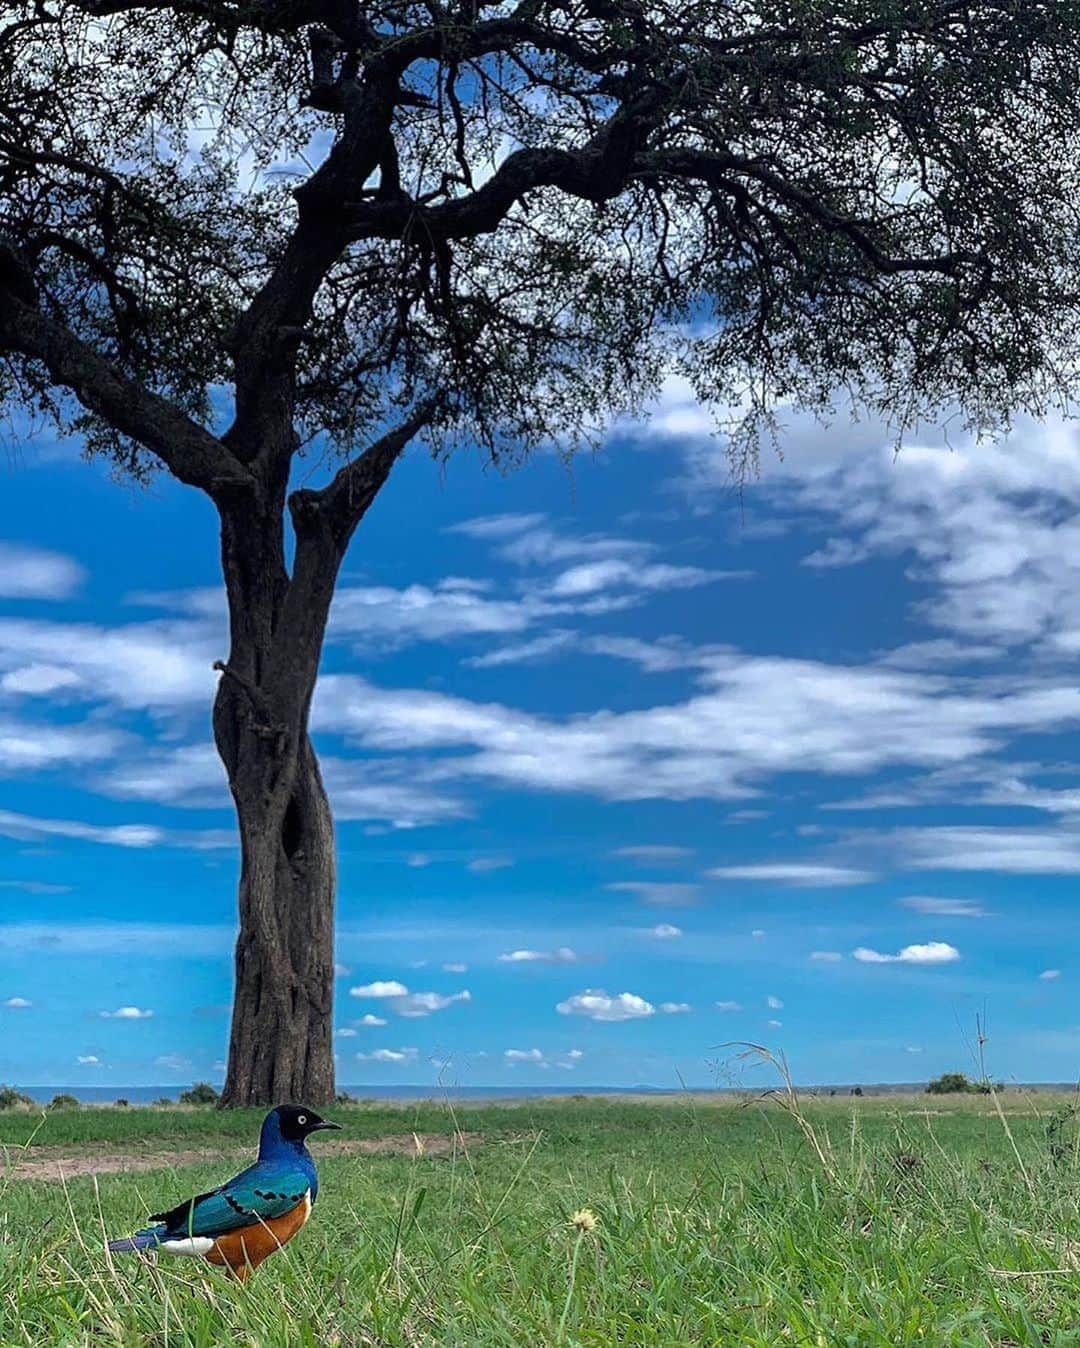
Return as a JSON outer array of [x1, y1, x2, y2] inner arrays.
[[335, 1091, 354, 1105], [0, 1085, 34, 1110], [927, 1072, 973, 1095], [153, 1096, 174, 1106], [49, 1093, 80, 1110], [926, 1072, 1006, 1095], [114, 1098, 130, 1108], [179, 1082, 220, 1105]]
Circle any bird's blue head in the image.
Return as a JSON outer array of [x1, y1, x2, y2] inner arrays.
[[258, 1104, 342, 1158]]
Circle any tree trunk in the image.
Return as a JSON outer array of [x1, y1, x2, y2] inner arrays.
[[219, 732, 336, 1106], [213, 490, 340, 1107]]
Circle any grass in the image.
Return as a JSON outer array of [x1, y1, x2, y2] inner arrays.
[[3, 1086, 1080, 1344]]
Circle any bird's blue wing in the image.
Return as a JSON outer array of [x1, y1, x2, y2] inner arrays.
[[152, 1160, 311, 1239]]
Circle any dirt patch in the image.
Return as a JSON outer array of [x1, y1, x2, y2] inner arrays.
[[1, 1131, 482, 1182]]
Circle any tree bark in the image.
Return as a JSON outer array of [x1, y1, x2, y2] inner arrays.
[[213, 488, 339, 1107], [219, 731, 336, 1106]]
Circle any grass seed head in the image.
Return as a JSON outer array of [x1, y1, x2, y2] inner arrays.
[[569, 1208, 598, 1235]]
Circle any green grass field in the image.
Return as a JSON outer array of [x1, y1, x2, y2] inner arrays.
[[3, 1088, 1080, 1345]]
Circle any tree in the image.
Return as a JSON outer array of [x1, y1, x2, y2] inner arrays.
[[926, 1072, 973, 1095], [179, 1081, 221, 1105], [3, 2, 1080, 1106]]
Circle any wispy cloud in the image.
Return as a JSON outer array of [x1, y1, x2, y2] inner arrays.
[[356, 1047, 417, 1063], [612, 845, 695, 863], [898, 896, 989, 917], [0, 542, 83, 600], [99, 1006, 153, 1019], [498, 947, 578, 964], [709, 863, 875, 887], [606, 881, 701, 906]]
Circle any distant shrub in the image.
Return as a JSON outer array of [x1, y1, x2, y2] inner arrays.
[[49, 1093, 80, 1110], [850, 1086, 863, 1097], [335, 1091, 354, 1105], [114, 1098, 130, 1108], [927, 1072, 974, 1095], [153, 1096, 174, 1106], [0, 1085, 34, 1110], [179, 1082, 220, 1106]]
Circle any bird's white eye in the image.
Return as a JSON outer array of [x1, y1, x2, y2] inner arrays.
[[298, 1114, 307, 1125]]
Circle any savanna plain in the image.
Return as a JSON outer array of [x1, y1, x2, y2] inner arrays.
[[2, 1089, 1080, 1346]]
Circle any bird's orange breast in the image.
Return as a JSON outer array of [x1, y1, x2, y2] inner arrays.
[[203, 1192, 311, 1279]]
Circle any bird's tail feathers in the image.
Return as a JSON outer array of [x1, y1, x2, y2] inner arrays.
[[107, 1228, 163, 1253]]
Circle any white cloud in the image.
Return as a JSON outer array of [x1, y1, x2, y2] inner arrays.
[[0, 543, 83, 600], [76, 1055, 100, 1065], [335, 1027, 358, 1038], [0, 664, 82, 695], [0, 880, 70, 894], [0, 809, 171, 849], [389, 989, 471, 1018], [357, 1047, 418, 1063], [556, 989, 655, 1022], [650, 924, 682, 939], [905, 1045, 923, 1054], [0, 720, 122, 772], [884, 827, 1080, 875], [498, 947, 578, 964], [350, 980, 409, 998], [2, 996, 31, 1008], [331, 580, 543, 645], [504, 1048, 545, 1063], [612, 845, 694, 863], [334, 963, 352, 977], [708, 864, 874, 887], [853, 942, 960, 965], [358, 1013, 388, 1026], [898, 896, 989, 917], [607, 881, 702, 906], [660, 1001, 692, 1014], [809, 951, 842, 963], [751, 929, 766, 939], [312, 652, 1080, 817], [154, 1053, 191, 1071], [442, 962, 468, 973], [99, 1006, 153, 1019], [546, 558, 720, 598], [773, 417, 1080, 657], [1039, 969, 1062, 981], [0, 615, 219, 709], [467, 856, 513, 873], [767, 1019, 783, 1028], [766, 995, 783, 1010], [714, 1000, 742, 1011]]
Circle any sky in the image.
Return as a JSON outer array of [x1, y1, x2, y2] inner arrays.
[[2, 385, 1080, 1091]]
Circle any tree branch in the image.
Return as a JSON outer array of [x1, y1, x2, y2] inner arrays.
[[292, 397, 438, 547], [0, 283, 251, 494]]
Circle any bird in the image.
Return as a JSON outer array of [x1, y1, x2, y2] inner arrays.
[[107, 1104, 341, 1279]]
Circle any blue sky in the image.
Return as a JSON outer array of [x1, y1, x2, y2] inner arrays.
[[2, 387, 1080, 1090]]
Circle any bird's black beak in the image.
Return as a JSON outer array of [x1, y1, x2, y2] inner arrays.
[[311, 1117, 342, 1131]]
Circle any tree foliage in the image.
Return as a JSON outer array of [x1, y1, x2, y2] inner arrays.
[[3, 0, 1080, 484]]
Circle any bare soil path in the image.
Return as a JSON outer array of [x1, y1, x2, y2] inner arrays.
[[1, 1131, 482, 1182]]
